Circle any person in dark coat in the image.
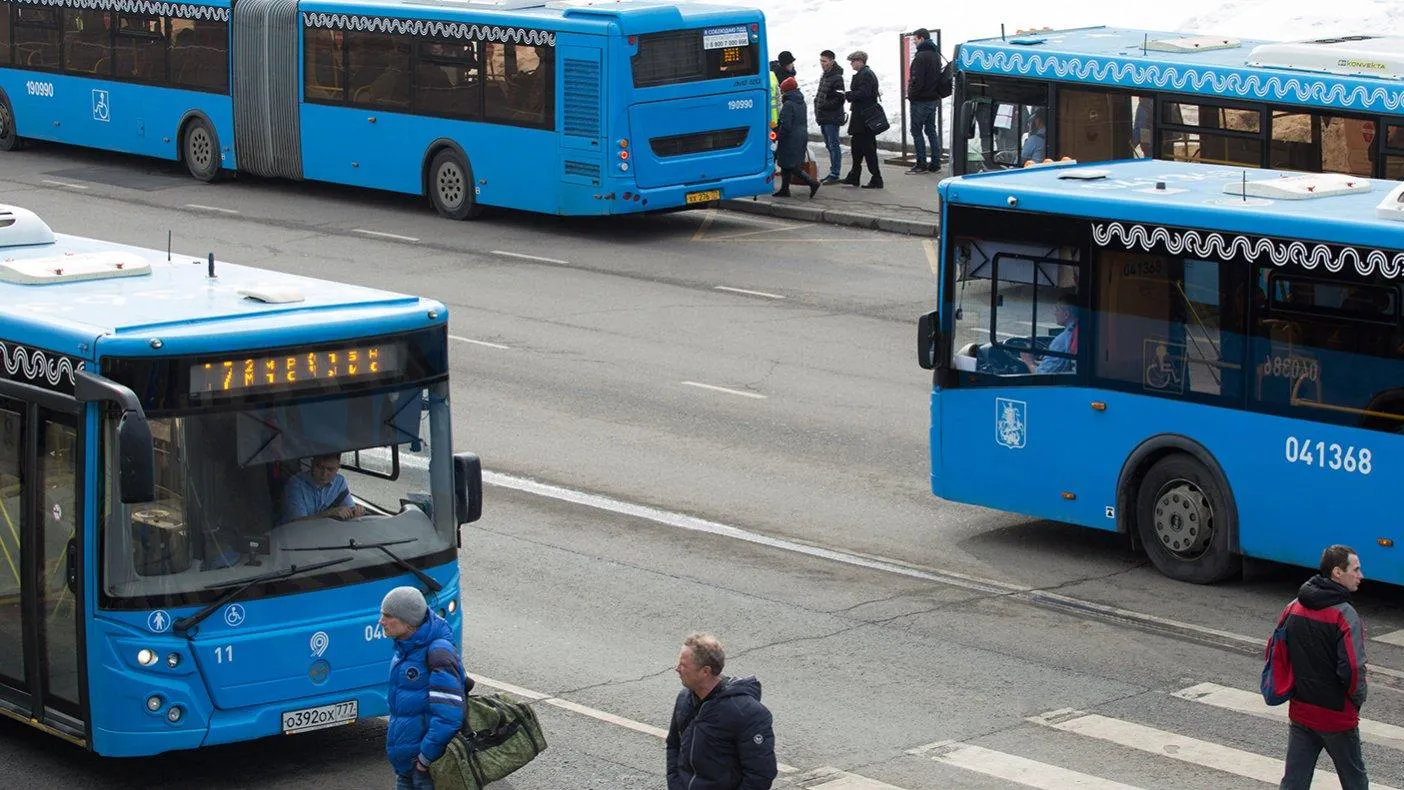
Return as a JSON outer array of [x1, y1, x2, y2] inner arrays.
[[767, 50, 795, 130], [841, 50, 882, 188], [773, 76, 818, 198], [666, 634, 776, 790], [813, 50, 846, 183], [905, 28, 942, 173]]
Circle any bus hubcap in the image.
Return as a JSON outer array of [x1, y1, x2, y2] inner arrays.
[[1152, 480, 1213, 557], [188, 129, 210, 168], [437, 163, 464, 209]]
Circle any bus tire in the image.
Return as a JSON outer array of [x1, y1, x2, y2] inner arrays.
[[427, 148, 480, 220], [1134, 454, 1237, 584], [0, 96, 23, 152], [181, 117, 221, 182]]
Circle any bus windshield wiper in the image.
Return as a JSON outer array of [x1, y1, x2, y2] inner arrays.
[[173, 556, 353, 634], [286, 538, 443, 593]]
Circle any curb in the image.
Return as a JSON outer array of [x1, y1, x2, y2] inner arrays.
[[719, 198, 938, 237]]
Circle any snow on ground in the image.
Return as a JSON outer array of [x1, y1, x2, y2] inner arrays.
[[713, 0, 1402, 143]]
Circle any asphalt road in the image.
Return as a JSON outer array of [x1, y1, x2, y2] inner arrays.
[[0, 144, 1401, 789]]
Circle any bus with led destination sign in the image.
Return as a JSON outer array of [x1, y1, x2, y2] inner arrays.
[[0, 203, 483, 757], [188, 343, 404, 396]]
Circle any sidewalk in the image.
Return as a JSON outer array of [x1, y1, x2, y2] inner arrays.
[[721, 141, 947, 237]]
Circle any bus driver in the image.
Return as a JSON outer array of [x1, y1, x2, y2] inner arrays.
[[281, 453, 366, 523]]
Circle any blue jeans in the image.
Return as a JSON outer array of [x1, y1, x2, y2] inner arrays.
[[396, 767, 434, 790], [1279, 723, 1368, 789], [909, 100, 940, 167], [819, 123, 842, 178]]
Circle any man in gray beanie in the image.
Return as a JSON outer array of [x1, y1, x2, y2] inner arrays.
[[381, 586, 466, 789]]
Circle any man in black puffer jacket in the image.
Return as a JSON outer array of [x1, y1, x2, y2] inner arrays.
[[666, 633, 776, 790], [813, 50, 846, 183], [905, 28, 942, 173]]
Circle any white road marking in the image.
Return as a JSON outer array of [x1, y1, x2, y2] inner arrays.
[[1173, 682, 1404, 752], [469, 673, 797, 773], [922, 239, 939, 279], [185, 203, 239, 214], [41, 179, 88, 190], [353, 228, 419, 242], [791, 767, 912, 789], [715, 286, 786, 300], [1029, 708, 1402, 790], [490, 249, 568, 265], [1375, 628, 1404, 648], [448, 335, 511, 350], [924, 743, 1144, 789], [682, 381, 768, 399]]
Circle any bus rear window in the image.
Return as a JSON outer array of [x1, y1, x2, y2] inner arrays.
[[631, 27, 757, 88]]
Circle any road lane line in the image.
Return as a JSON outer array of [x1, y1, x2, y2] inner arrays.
[[1028, 709, 1401, 790], [1375, 628, 1404, 647], [353, 228, 419, 242], [1173, 682, 1404, 752], [448, 335, 511, 350], [922, 239, 939, 279], [41, 179, 88, 190], [927, 743, 1145, 789], [792, 767, 914, 789], [682, 381, 767, 399], [715, 286, 786, 300], [490, 250, 568, 264], [691, 207, 716, 241], [469, 673, 798, 773], [185, 204, 239, 214]]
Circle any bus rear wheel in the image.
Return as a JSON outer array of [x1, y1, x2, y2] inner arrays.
[[0, 98, 23, 152], [182, 118, 220, 182], [1134, 454, 1238, 584], [428, 149, 481, 220]]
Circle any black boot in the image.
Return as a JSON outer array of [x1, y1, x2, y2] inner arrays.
[[772, 186, 792, 197], [861, 178, 884, 189], [839, 170, 861, 186], [808, 180, 820, 198]]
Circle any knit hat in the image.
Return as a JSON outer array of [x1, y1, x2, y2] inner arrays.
[[776, 50, 795, 65], [780, 76, 798, 92], [381, 586, 428, 627]]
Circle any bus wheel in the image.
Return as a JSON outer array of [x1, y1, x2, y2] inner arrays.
[[1134, 454, 1237, 584], [428, 149, 480, 220], [0, 98, 23, 152], [182, 118, 220, 182]]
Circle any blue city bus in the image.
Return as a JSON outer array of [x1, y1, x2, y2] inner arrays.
[[0, 0, 772, 217], [917, 159, 1404, 585], [0, 203, 482, 755], [950, 27, 1404, 182]]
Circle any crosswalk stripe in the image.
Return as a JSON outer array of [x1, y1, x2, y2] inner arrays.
[[928, 743, 1145, 789], [1029, 708, 1401, 790], [789, 767, 908, 789], [1373, 629, 1404, 647], [1173, 682, 1404, 752]]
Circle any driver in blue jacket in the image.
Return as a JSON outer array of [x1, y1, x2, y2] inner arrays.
[[382, 586, 467, 789]]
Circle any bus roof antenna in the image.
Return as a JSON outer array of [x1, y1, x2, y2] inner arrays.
[[207, 252, 216, 279], [1143, 33, 1148, 55], [1001, 24, 1006, 42], [167, 230, 171, 262], [1242, 170, 1248, 202]]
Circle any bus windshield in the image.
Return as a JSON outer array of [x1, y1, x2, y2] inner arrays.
[[102, 381, 455, 603]]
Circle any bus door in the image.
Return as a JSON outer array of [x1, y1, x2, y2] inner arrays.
[[0, 398, 86, 741], [559, 44, 604, 192]]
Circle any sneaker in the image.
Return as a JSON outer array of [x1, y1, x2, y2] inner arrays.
[[821, 175, 840, 185], [927, 163, 942, 173], [904, 165, 927, 175]]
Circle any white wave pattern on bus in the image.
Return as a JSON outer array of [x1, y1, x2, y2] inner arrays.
[[10, 0, 229, 22], [0, 342, 84, 388], [300, 13, 556, 47], [1092, 221, 1404, 279], [960, 49, 1404, 114]]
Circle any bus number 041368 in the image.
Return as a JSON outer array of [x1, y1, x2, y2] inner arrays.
[[1284, 436, 1372, 475]]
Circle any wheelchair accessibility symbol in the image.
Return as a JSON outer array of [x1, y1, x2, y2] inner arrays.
[[91, 89, 110, 123], [1142, 338, 1186, 394]]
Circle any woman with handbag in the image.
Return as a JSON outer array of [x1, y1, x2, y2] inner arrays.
[[841, 50, 884, 189], [773, 76, 820, 198]]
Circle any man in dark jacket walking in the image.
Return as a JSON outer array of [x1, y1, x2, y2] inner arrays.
[[841, 50, 882, 188], [666, 633, 776, 790], [813, 50, 846, 183], [905, 28, 942, 174], [773, 77, 818, 198], [1277, 545, 1369, 789]]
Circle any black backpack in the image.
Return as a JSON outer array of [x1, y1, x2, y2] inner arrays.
[[937, 60, 953, 100]]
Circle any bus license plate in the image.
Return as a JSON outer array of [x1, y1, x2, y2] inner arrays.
[[282, 700, 358, 734], [686, 189, 721, 205]]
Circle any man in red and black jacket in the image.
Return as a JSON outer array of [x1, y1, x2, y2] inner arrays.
[[1278, 545, 1369, 789]]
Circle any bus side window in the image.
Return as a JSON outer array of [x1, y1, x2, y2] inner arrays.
[[114, 14, 164, 83], [62, 8, 111, 76], [303, 27, 344, 101], [13, 7, 60, 70], [1056, 88, 1134, 164], [346, 31, 411, 109], [483, 42, 554, 129], [414, 40, 480, 119], [0, 2, 11, 66]]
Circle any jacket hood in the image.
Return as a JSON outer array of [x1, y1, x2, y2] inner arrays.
[[397, 610, 454, 652], [1297, 574, 1351, 609], [824, 62, 844, 76], [916, 39, 937, 53], [782, 89, 804, 101], [714, 675, 762, 702]]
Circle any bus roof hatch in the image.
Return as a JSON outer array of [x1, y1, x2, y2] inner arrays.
[[1142, 35, 1241, 54], [1247, 36, 1404, 80], [1223, 172, 1373, 200], [0, 250, 153, 284]]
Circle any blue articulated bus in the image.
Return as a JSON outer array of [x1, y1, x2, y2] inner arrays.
[[951, 26, 1404, 181], [918, 159, 1404, 585], [0, 0, 772, 217], [0, 203, 482, 755]]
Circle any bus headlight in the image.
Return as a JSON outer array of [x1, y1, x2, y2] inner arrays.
[[167, 706, 183, 723], [137, 649, 158, 667], [146, 695, 163, 712], [447, 598, 457, 614]]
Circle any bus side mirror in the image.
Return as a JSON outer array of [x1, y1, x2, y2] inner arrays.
[[453, 452, 482, 525], [961, 100, 977, 139], [917, 311, 944, 370], [74, 370, 155, 504]]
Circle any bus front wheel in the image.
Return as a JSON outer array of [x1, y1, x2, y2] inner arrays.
[[0, 98, 23, 152], [1134, 454, 1238, 584], [182, 118, 220, 182], [428, 149, 481, 220]]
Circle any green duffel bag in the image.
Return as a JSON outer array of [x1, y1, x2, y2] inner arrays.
[[430, 693, 548, 790]]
